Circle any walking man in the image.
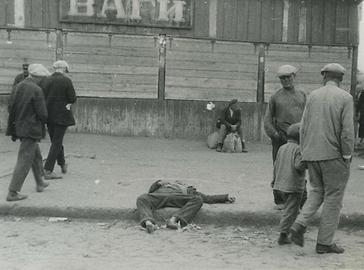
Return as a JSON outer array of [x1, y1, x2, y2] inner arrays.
[[42, 60, 77, 179], [13, 63, 29, 87], [6, 64, 50, 201], [264, 65, 306, 208], [290, 63, 354, 254]]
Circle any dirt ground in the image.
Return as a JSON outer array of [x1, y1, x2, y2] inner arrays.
[[1, 216, 364, 270]]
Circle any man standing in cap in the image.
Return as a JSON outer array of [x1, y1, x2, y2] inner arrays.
[[216, 99, 248, 152], [6, 63, 50, 201], [264, 65, 306, 209], [42, 60, 77, 179], [290, 63, 354, 254], [13, 63, 29, 87]]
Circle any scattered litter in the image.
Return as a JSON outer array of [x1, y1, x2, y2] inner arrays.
[[66, 153, 96, 159], [48, 217, 70, 222], [233, 227, 244, 233], [179, 224, 202, 232], [97, 220, 118, 229], [6, 234, 19, 238], [83, 254, 90, 258], [95, 179, 101, 185], [206, 102, 215, 111], [358, 165, 364, 170]]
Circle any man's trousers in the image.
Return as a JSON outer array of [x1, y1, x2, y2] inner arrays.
[[295, 159, 350, 245], [136, 193, 204, 227], [44, 124, 67, 172], [8, 138, 43, 192], [217, 124, 245, 145]]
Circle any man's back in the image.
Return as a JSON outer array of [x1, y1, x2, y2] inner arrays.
[[300, 81, 354, 161]]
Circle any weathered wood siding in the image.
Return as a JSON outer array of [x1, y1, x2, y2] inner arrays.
[[165, 38, 258, 101], [63, 32, 159, 98], [0, 0, 359, 46], [264, 45, 353, 101], [0, 29, 56, 93], [0, 95, 266, 141]]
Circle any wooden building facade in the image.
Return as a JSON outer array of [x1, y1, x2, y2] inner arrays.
[[0, 0, 361, 140]]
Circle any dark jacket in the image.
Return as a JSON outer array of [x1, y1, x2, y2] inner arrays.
[[41, 72, 77, 126], [6, 77, 48, 140], [148, 180, 229, 204], [217, 107, 242, 130], [13, 73, 28, 87]]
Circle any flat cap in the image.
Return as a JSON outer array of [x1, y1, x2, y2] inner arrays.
[[228, 99, 238, 106], [53, 60, 69, 70], [321, 63, 345, 75], [28, 64, 51, 77], [287, 122, 301, 140], [277, 65, 297, 77]]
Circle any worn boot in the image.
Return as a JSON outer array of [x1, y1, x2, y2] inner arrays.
[[36, 181, 50, 192], [44, 170, 63, 180], [241, 141, 248, 153], [145, 220, 157, 234], [290, 222, 306, 247], [6, 191, 28, 202], [316, 243, 345, 254], [167, 216, 180, 230], [278, 233, 291, 245]]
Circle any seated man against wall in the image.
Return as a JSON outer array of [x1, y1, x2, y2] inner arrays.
[[136, 180, 236, 233], [216, 99, 248, 152]]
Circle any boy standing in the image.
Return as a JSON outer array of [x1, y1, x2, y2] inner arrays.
[[272, 123, 307, 245]]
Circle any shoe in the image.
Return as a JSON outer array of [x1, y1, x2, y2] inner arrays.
[[278, 233, 291, 245], [216, 144, 222, 152], [6, 192, 28, 202], [60, 163, 68, 174], [166, 217, 179, 230], [241, 148, 248, 153], [290, 223, 306, 247], [316, 243, 344, 254], [36, 182, 49, 192], [44, 170, 63, 180], [145, 220, 157, 234]]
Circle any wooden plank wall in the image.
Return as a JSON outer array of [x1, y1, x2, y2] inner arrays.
[[165, 38, 258, 101], [0, 0, 359, 46], [0, 29, 56, 93], [265, 44, 352, 101], [63, 32, 159, 98]]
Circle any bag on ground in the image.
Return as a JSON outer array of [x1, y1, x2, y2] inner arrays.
[[207, 131, 219, 149], [222, 132, 242, 153]]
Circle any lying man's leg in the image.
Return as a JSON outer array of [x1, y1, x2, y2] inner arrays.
[[164, 194, 204, 229], [136, 193, 161, 233]]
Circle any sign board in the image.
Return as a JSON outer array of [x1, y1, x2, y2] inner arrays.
[[60, 0, 192, 29]]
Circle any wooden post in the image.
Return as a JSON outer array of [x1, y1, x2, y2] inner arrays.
[[55, 28, 63, 60], [350, 45, 358, 98], [158, 34, 167, 100], [256, 43, 266, 141]]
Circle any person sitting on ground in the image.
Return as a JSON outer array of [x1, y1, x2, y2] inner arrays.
[[216, 99, 248, 152], [136, 180, 236, 233], [272, 123, 307, 245]]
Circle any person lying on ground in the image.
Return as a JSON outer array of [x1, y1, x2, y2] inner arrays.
[[136, 180, 236, 233]]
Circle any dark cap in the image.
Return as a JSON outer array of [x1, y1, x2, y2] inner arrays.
[[287, 123, 301, 140], [228, 99, 238, 106], [22, 63, 29, 69]]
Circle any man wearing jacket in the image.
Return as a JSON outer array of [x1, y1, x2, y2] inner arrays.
[[136, 180, 235, 233], [6, 64, 50, 201], [290, 63, 354, 254], [42, 60, 77, 179], [216, 99, 247, 152]]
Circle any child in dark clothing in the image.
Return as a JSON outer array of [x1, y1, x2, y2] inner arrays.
[[273, 123, 307, 245]]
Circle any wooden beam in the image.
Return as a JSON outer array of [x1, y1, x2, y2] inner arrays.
[[282, 0, 289, 42], [209, 0, 217, 38], [14, 0, 25, 27]]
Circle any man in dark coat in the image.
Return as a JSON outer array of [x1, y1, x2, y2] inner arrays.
[[6, 64, 50, 201], [12, 63, 29, 87], [137, 180, 236, 233], [41, 60, 77, 179], [216, 99, 247, 152]]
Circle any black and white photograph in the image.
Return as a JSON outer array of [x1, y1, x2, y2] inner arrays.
[[1, 0, 364, 269]]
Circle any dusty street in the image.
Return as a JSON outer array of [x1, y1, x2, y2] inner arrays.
[[1, 217, 364, 270]]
